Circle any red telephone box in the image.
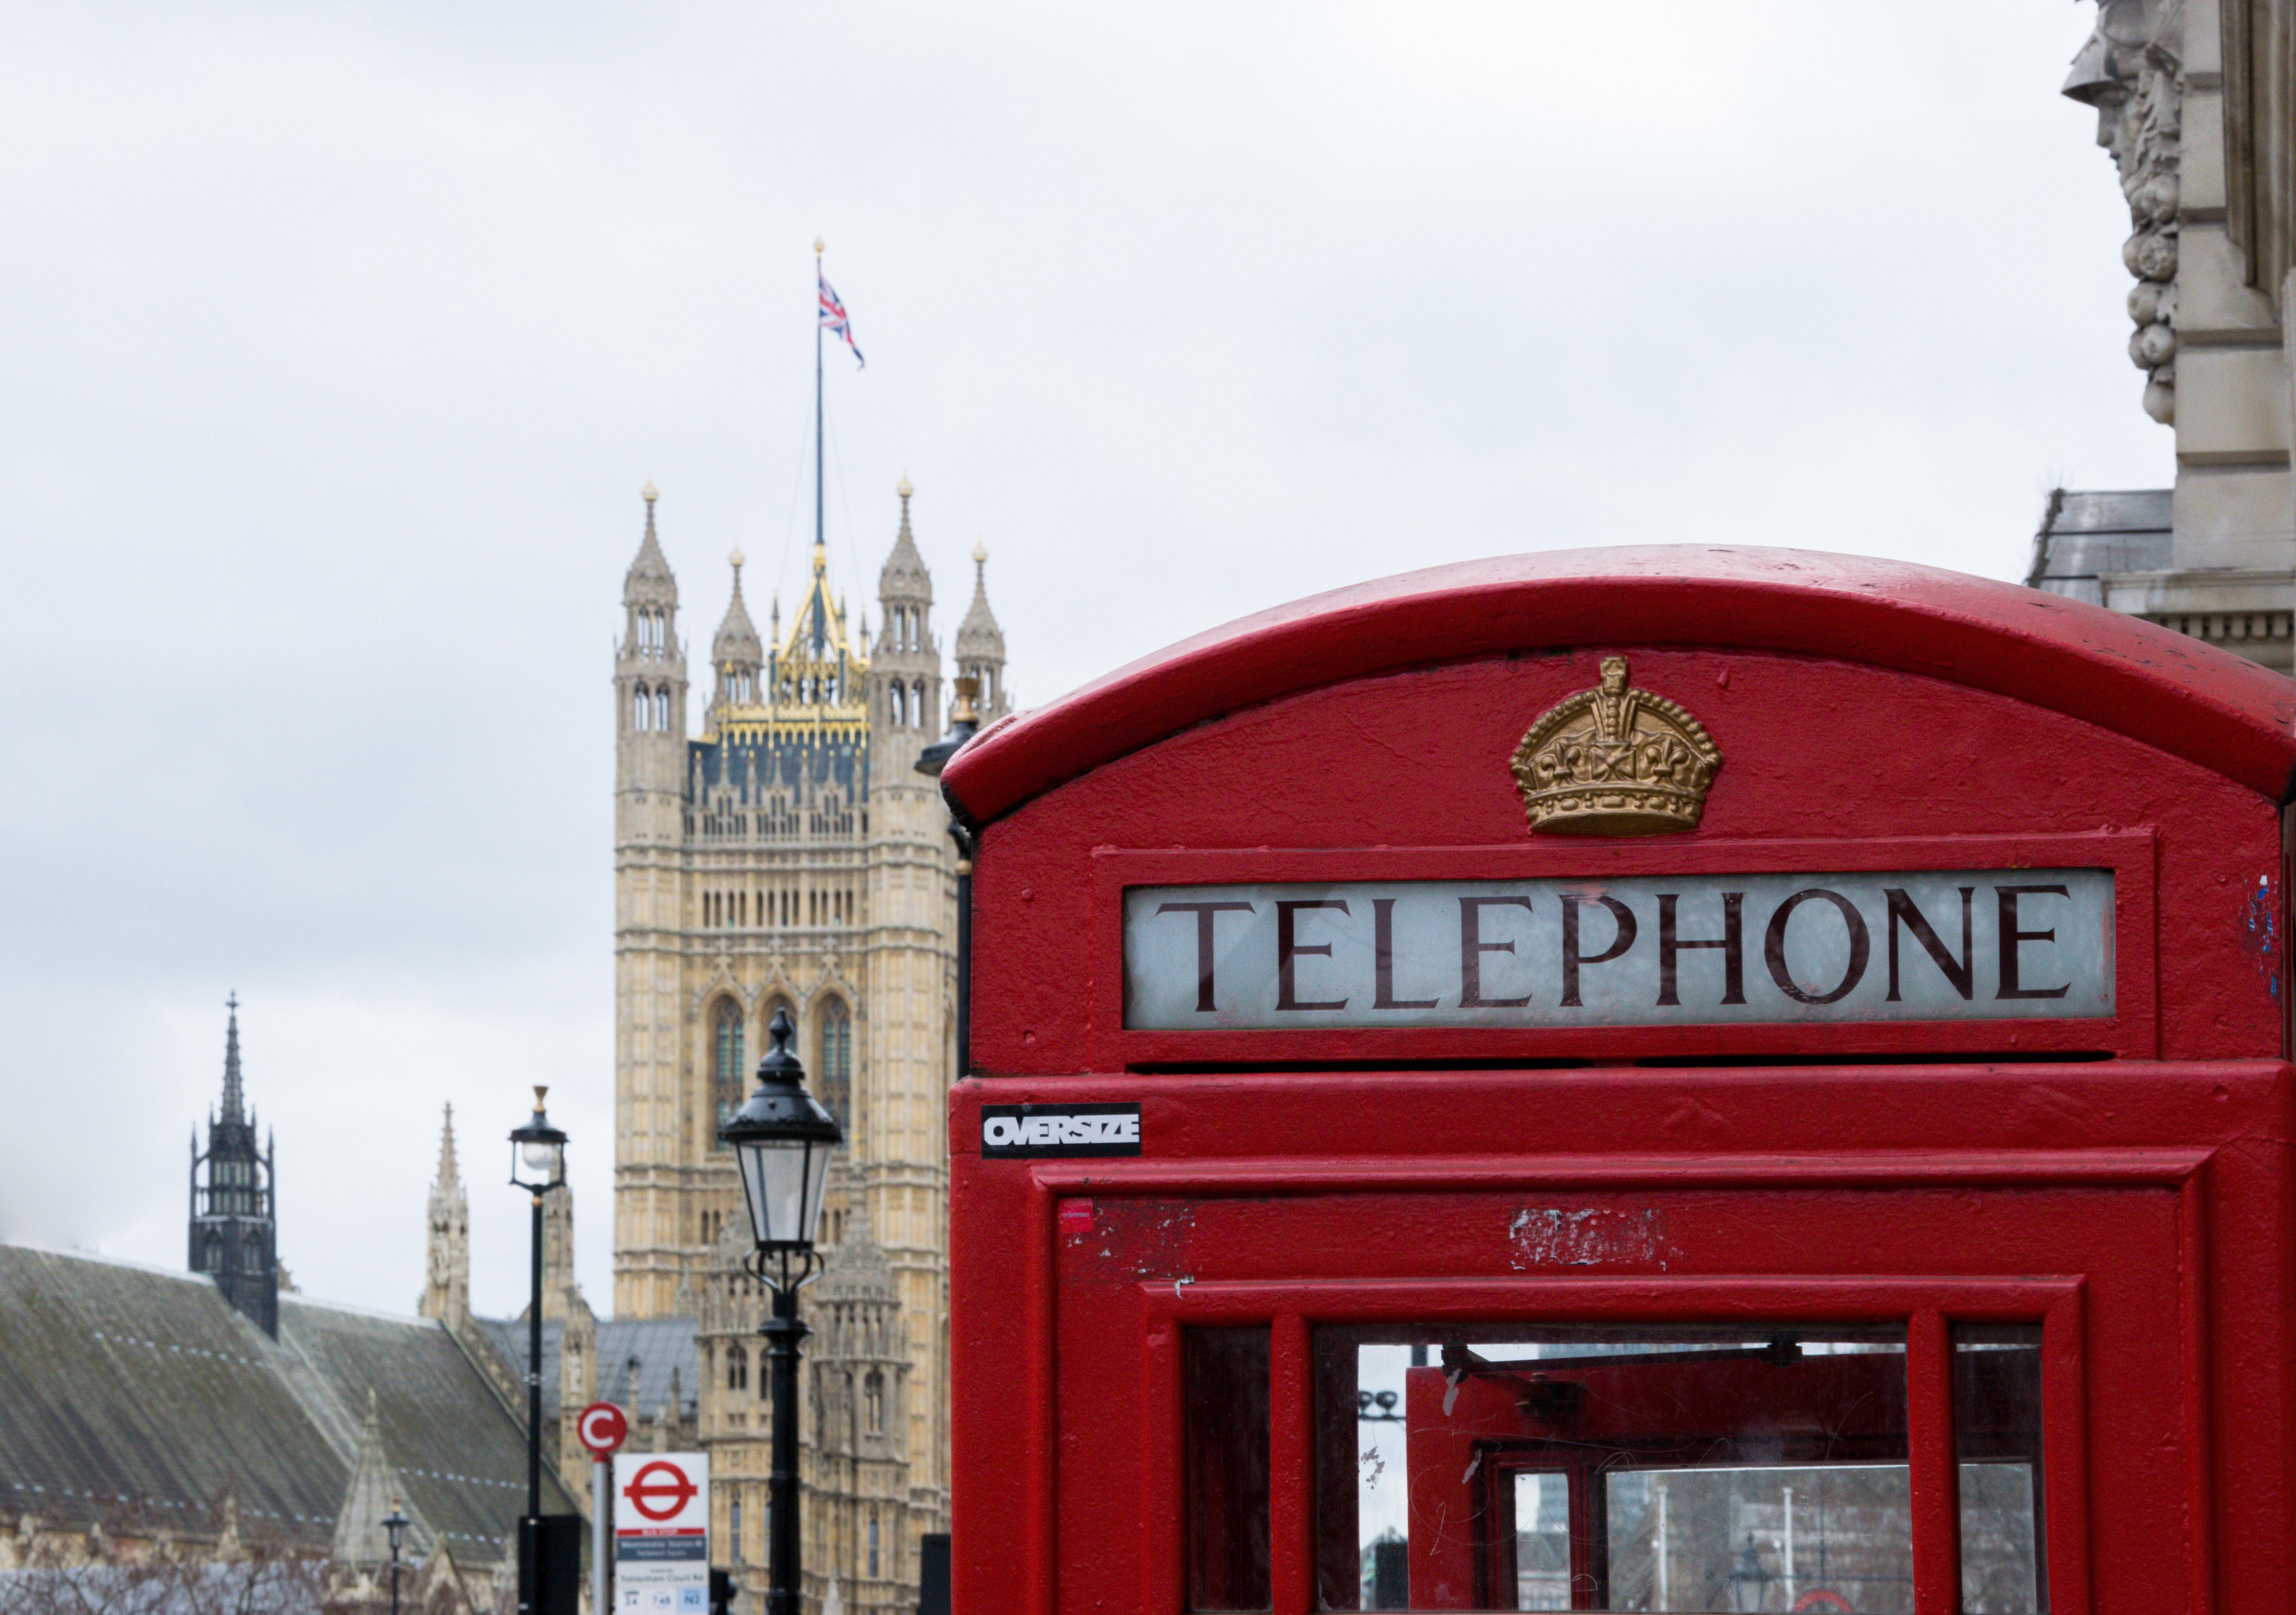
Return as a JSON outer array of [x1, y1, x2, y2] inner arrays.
[[939, 548, 2296, 1615]]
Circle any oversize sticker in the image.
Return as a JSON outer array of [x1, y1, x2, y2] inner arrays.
[[981, 1103, 1142, 1158]]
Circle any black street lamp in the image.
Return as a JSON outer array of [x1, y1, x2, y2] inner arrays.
[[508, 1088, 568, 1530], [382, 1498, 409, 1615], [720, 1009, 842, 1615]]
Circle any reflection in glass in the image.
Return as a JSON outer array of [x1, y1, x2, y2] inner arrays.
[[1955, 1326, 2046, 1614], [1315, 1325, 1912, 1611]]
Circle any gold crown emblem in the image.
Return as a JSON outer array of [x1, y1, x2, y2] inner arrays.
[[1509, 656, 1721, 835]]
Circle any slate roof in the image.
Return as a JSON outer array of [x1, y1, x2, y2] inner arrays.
[[0, 1246, 574, 1558], [474, 1315, 700, 1426], [2026, 487, 2173, 604]]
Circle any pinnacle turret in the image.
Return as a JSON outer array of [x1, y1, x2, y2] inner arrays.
[[623, 482, 678, 610], [709, 550, 764, 719], [418, 1103, 471, 1323], [955, 543, 1005, 663], [954, 542, 1010, 718]]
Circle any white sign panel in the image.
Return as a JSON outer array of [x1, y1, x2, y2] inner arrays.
[[614, 1451, 709, 1614], [1123, 870, 2114, 1030]]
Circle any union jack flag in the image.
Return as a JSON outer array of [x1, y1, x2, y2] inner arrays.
[[818, 267, 864, 368]]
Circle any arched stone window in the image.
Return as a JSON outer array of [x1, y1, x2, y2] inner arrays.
[[864, 1368, 885, 1435], [818, 998, 853, 1134], [633, 688, 649, 730], [711, 998, 746, 1145], [912, 680, 928, 731], [654, 688, 670, 731], [727, 1343, 749, 1391], [890, 684, 906, 727]]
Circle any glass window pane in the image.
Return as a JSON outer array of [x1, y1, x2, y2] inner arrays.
[[1315, 1324, 1911, 1611], [1954, 1325, 2046, 1615], [1188, 1326, 1272, 1612]]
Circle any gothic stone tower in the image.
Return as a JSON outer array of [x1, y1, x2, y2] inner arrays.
[[189, 995, 279, 1337], [613, 478, 1001, 1548]]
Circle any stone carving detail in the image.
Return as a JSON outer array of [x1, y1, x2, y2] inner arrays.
[[2065, 0, 2184, 424]]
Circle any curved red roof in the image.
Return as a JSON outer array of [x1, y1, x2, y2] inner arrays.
[[941, 546, 2296, 822]]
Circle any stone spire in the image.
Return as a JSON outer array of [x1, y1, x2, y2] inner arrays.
[[876, 474, 932, 610], [624, 481, 678, 609], [330, 1391, 427, 1567], [709, 550, 764, 724], [954, 542, 1009, 719], [417, 1104, 470, 1325]]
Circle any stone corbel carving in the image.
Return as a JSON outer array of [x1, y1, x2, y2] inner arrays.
[[2065, 0, 2184, 424]]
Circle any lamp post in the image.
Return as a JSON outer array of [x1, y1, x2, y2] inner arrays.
[[914, 675, 981, 1076], [720, 1008, 842, 1615], [382, 1498, 409, 1615], [509, 1085, 568, 1609]]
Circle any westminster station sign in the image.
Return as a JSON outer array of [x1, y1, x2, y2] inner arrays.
[[1122, 870, 2115, 1029]]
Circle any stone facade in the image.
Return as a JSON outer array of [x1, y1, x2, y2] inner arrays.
[[696, 1183, 915, 1613], [2044, 0, 2296, 670], [612, 477, 1002, 1597]]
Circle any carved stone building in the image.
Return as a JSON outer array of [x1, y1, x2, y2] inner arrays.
[[2033, 0, 2296, 669], [695, 1184, 914, 1614], [611, 476, 1006, 1600]]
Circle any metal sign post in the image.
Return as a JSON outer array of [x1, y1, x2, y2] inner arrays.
[[576, 1403, 630, 1615]]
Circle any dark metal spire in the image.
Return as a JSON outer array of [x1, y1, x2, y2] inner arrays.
[[220, 991, 244, 1124]]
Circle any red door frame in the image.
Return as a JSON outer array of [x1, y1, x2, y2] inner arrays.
[[1132, 1277, 2087, 1615], [994, 1134, 2226, 1615]]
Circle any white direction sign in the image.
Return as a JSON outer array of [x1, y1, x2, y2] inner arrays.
[[613, 1451, 710, 1614]]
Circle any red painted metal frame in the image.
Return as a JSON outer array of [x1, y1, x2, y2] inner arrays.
[[974, 1127, 2236, 1615], [1134, 1275, 2086, 1615], [1089, 831, 2161, 1068], [941, 549, 2296, 826]]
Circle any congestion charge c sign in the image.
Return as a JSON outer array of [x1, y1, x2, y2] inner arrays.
[[576, 1401, 628, 1458], [622, 1460, 698, 1521]]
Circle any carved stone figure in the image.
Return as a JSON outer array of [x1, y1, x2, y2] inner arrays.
[[2065, 0, 2184, 423]]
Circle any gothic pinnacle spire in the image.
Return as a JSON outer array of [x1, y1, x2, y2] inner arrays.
[[435, 1102, 460, 1187], [220, 992, 244, 1124]]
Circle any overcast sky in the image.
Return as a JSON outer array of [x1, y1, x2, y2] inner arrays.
[[0, 2, 2166, 1318]]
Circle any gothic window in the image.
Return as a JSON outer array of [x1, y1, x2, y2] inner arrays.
[[712, 998, 746, 1144], [632, 689, 648, 730], [654, 688, 670, 730], [727, 1343, 749, 1391], [912, 680, 928, 730], [889, 684, 904, 727], [729, 1497, 742, 1565], [819, 999, 852, 1134], [201, 1228, 222, 1273], [864, 1369, 885, 1436], [868, 1513, 880, 1578]]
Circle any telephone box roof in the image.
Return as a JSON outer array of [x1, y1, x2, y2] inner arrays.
[[941, 545, 2296, 822]]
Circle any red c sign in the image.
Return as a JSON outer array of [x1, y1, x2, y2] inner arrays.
[[576, 1401, 629, 1459], [622, 1460, 698, 1521]]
